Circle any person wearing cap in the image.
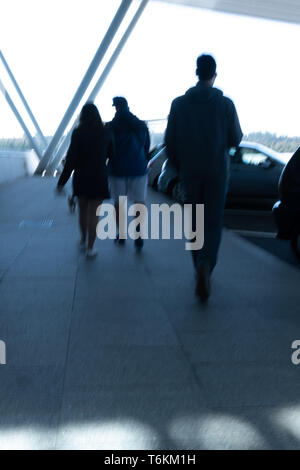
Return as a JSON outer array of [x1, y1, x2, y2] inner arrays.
[[165, 54, 243, 301], [108, 96, 150, 249]]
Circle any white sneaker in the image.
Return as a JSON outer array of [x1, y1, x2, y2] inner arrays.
[[86, 248, 97, 259]]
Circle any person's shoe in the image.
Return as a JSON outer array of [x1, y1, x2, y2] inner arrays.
[[195, 264, 211, 302], [134, 237, 144, 250], [68, 196, 76, 213], [86, 248, 98, 259], [79, 240, 86, 253], [114, 234, 126, 245]]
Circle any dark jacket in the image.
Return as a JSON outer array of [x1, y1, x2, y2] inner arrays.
[[165, 83, 243, 182], [279, 147, 300, 202], [108, 109, 150, 177], [58, 123, 114, 199]]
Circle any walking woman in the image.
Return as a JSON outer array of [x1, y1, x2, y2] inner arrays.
[[57, 103, 114, 258]]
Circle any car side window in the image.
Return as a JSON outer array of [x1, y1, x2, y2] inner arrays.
[[241, 148, 268, 166], [230, 147, 275, 168]]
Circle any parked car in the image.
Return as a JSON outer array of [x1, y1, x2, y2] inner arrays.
[[147, 146, 167, 188], [147, 143, 164, 162], [158, 157, 179, 195], [155, 141, 286, 206]]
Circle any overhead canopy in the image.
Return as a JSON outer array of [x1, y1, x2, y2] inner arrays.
[[154, 0, 300, 25]]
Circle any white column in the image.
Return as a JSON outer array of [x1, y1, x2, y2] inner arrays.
[[47, 0, 149, 174], [35, 0, 132, 175], [0, 49, 48, 151], [0, 78, 42, 159]]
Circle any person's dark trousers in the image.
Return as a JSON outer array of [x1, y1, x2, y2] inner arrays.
[[186, 170, 228, 273]]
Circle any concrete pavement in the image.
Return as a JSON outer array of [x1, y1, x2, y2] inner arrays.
[[1, 177, 300, 449]]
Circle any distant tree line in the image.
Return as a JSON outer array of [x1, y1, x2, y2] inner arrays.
[[150, 131, 300, 153], [243, 132, 300, 153], [2, 131, 300, 154], [0, 137, 31, 151], [0, 135, 51, 151]]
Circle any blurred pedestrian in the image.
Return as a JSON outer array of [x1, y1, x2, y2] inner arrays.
[[107, 96, 150, 250], [165, 54, 243, 300], [279, 146, 300, 207], [56, 102, 114, 258]]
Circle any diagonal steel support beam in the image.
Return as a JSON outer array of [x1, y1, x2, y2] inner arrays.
[[0, 78, 42, 159], [47, 0, 149, 174], [87, 0, 149, 103], [35, 0, 132, 175], [0, 49, 48, 151]]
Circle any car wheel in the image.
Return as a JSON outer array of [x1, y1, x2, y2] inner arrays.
[[291, 230, 300, 261]]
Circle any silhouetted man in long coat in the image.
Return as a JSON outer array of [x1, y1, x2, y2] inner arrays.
[[165, 54, 243, 301]]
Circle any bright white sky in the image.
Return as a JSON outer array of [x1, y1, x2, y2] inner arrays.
[[1, 0, 300, 138]]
